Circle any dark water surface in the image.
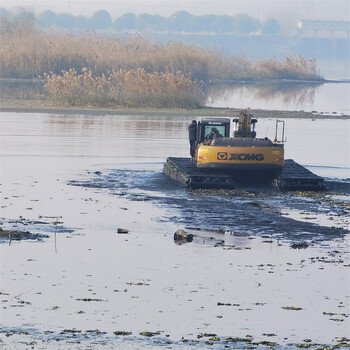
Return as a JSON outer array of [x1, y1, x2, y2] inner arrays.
[[0, 112, 349, 349]]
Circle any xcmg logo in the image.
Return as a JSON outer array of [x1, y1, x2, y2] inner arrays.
[[217, 153, 265, 161]]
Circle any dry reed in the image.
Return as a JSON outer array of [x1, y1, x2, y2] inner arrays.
[[43, 68, 204, 108], [1, 23, 323, 108], [1, 25, 322, 81]]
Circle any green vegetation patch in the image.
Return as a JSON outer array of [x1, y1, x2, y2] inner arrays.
[[282, 306, 303, 311], [140, 331, 161, 337]]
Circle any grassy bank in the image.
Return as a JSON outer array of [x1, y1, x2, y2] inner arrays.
[[0, 22, 323, 108], [1, 97, 348, 120]]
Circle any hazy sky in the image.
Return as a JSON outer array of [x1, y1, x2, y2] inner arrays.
[[1, 0, 349, 21]]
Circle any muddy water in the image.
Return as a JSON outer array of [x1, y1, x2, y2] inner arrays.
[[0, 112, 349, 349]]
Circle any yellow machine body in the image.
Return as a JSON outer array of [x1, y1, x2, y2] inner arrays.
[[197, 143, 284, 172], [194, 112, 285, 176]]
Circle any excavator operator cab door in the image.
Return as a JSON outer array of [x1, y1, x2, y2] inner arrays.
[[197, 118, 230, 143]]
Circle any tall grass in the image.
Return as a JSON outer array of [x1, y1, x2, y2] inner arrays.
[[1, 24, 322, 81], [252, 56, 319, 80], [0, 22, 323, 108], [43, 68, 204, 108]]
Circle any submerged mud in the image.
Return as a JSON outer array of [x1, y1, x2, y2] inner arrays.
[[0, 217, 74, 243], [1, 326, 349, 350], [1, 112, 349, 350], [68, 169, 349, 245], [1, 165, 349, 350]]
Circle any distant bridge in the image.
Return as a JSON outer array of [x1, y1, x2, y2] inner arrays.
[[297, 20, 350, 38]]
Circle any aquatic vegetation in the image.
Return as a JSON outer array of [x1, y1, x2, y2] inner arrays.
[[1, 24, 323, 82], [224, 336, 253, 343], [282, 306, 303, 310], [253, 55, 319, 81], [43, 68, 204, 108], [0, 228, 47, 241], [126, 281, 150, 286], [140, 331, 161, 337], [208, 336, 220, 341], [197, 333, 217, 338], [257, 340, 277, 346], [216, 229, 225, 233]]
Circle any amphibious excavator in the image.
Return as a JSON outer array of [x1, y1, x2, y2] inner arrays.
[[163, 111, 325, 191]]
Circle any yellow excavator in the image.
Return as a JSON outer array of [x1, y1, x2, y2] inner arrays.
[[195, 111, 285, 179], [163, 111, 325, 191]]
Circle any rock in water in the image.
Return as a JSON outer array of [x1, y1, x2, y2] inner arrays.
[[174, 229, 193, 242], [117, 228, 129, 234]]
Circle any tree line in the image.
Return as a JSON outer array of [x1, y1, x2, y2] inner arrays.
[[0, 8, 281, 35]]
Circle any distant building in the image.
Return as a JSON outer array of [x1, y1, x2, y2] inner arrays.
[[297, 20, 350, 38]]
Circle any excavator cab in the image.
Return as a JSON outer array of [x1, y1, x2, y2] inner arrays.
[[196, 118, 230, 143]]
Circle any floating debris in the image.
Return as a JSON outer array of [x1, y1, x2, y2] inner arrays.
[[140, 331, 161, 337], [0, 228, 48, 241], [113, 331, 132, 336], [282, 306, 303, 311], [76, 298, 104, 302], [291, 242, 309, 249], [117, 228, 129, 234], [174, 229, 193, 242]]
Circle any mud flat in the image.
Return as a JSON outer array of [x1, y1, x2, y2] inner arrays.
[[1, 157, 349, 350], [0, 111, 349, 349], [0, 97, 349, 119]]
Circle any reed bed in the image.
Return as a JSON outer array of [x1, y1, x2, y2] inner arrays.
[[44, 68, 204, 108], [1, 24, 322, 81], [252, 56, 319, 80], [1, 23, 322, 108]]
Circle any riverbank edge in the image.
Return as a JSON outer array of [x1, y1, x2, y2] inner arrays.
[[1, 98, 349, 119]]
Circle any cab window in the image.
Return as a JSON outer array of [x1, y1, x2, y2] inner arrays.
[[204, 125, 226, 138]]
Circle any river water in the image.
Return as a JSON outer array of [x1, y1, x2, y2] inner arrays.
[[0, 112, 349, 349], [206, 82, 350, 115]]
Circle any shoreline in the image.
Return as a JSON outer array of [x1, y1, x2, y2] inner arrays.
[[1, 98, 349, 119]]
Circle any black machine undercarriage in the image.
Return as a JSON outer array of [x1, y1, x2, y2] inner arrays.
[[163, 157, 326, 192]]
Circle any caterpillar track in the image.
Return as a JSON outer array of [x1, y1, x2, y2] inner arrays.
[[274, 159, 326, 191], [163, 157, 326, 191]]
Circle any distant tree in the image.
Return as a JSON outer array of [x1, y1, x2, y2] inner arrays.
[[169, 11, 194, 32], [112, 13, 136, 31], [201, 14, 217, 33], [232, 14, 260, 34], [87, 10, 112, 30], [0, 7, 11, 19], [211, 15, 234, 33], [38, 10, 57, 28], [74, 15, 88, 29], [55, 13, 76, 29], [136, 14, 166, 32], [0, 9, 13, 34], [261, 17, 281, 35], [12, 9, 36, 26], [188, 15, 209, 33]]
